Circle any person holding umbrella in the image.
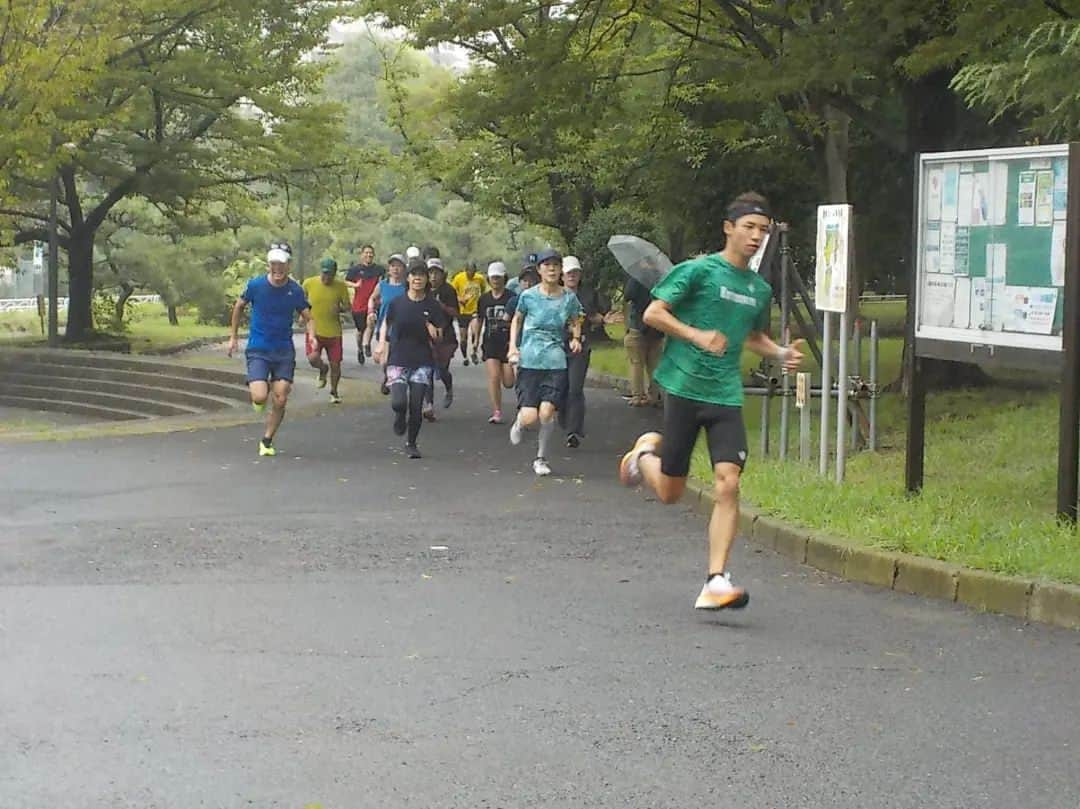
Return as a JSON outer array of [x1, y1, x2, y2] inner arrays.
[[617, 192, 804, 611], [559, 255, 608, 447]]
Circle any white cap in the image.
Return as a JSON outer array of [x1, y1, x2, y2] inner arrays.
[[563, 255, 582, 272], [426, 257, 444, 270], [406, 245, 421, 259], [487, 261, 507, 277], [267, 247, 291, 264]]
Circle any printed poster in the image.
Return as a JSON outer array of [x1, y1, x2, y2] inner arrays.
[[814, 204, 852, 313], [1002, 286, 1058, 335], [1053, 157, 1068, 220], [989, 162, 1009, 226], [1035, 170, 1054, 226], [972, 277, 989, 329], [953, 276, 972, 329], [1052, 220, 1067, 287], [942, 163, 960, 222], [939, 222, 957, 274], [970, 172, 990, 226], [957, 173, 974, 227], [987, 243, 1008, 330], [921, 274, 955, 328], [926, 167, 944, 221], [954, 226, 971, 276], [924, 221, 941, 274], [1018, 171, 1037, 226]]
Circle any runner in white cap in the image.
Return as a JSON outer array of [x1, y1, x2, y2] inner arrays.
[[472, 261, 516, 423]]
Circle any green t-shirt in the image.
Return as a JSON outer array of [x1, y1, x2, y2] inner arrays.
[[651, 253, 772, 407]]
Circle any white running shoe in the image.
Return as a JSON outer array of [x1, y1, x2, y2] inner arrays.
[[509, 415, 523, 445], [618, 431, 662, 487], [694, 572, 749, 610], [533, 457, 552, 477]]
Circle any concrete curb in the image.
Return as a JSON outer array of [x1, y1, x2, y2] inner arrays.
[[684, 480, 1080, 631]]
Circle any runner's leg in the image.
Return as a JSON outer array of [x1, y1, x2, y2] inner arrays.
[[264, 379, 291, 442], [364, 313, 376, 356], [563, 348, 590, 442], [537, 401, 556, 459], [248, 381, 269, 409], [390, 371, 408, 435], [485, 358, 502, 417], [708, 462, 742, 574], [407, 380, 426, 446]]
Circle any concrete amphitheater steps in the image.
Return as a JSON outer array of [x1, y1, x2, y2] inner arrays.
[[0, 348, 248, 423], [2, 371, 240, 412]]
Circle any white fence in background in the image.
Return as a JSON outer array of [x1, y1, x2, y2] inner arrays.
[[0, 295, 162, 313]]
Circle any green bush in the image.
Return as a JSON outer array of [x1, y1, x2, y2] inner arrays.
[[571, 205, 664, 302]]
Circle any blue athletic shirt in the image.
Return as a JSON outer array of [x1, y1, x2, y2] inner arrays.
[[242, 275, 310, 352], [515, 285, 584, 370], [376, 280, 407, 332]]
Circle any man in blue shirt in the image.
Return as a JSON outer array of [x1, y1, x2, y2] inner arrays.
[[227, 241, 316, 456]]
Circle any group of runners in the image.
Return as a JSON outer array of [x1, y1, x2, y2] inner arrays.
[[227, 240, 599, 470], [228, 191, 805, 611]]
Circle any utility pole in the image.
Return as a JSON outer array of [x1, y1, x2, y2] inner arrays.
[[47, 167, 59, 347]]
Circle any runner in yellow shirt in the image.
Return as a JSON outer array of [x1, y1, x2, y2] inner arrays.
[[302, 258, 352, 404], [450, 262, 488, 365]]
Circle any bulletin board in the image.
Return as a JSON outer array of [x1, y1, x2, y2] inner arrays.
[[915, 144, 1069, 359]]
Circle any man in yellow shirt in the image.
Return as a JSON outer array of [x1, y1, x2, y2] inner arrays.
[[302, 257, 352, 404], [450, 261, 488, 365]]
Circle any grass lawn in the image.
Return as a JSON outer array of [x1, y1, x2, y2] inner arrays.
[[0, 305, 231, 353], [594, 318, 1080, 585]]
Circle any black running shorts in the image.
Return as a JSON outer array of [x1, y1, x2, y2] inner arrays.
[[660, 391, 748, 477], [482, 333, 510, 362], [516, 368, 569, 410]]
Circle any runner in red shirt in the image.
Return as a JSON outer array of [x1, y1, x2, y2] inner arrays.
[[344, 244, 385, 364]]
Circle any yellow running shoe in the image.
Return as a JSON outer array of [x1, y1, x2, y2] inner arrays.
[[258, 440, 276, 457], [252, 401, 266, 413]]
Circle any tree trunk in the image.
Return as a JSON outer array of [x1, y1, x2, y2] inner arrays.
[[113, 282, 134, 331], [64, 233, 95, 341], [822, 104, 851, 204], [167, 304, 179, 326]]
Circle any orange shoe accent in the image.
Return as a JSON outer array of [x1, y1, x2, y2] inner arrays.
[[694, 583, 750, 610]]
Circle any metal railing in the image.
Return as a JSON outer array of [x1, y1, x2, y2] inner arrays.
[[0, 295, 162, 312]]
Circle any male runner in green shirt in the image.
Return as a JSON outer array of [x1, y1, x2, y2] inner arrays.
[[618, 192, 804, 611]]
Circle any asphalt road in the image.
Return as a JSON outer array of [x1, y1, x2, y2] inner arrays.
[[2, 351, 1078, 808]]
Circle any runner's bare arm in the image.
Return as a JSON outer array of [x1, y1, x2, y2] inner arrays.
[[227, 297, 248, 357], [643, 299, 726, 356], [299, 307, 317, 344], [745, 331, 805, 372], [508, 310, 524, 361], [373, 317, 389, 364]]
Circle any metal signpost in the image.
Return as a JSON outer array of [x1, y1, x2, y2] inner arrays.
[[905, 143, 1080, 522]]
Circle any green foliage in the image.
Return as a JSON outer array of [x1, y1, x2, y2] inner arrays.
[[571, 205, 664, 301], [952, 19, 1080, 137]]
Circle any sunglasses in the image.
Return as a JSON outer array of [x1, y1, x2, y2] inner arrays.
[[269, 241, 292, 254]]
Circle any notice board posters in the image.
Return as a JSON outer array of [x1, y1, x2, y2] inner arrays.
[[915, 144, 1069, 353]]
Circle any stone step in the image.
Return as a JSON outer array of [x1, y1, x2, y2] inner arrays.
[[0, 363, 247, 403], [0, 349, 245, 386], [0, 394, 146, 422], [2, 371, 238, 412], [2, 382, 202, 418]]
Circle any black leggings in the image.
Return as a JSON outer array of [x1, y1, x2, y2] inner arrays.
[[391, 380, 428, 444], [424, 361, 453, 405]]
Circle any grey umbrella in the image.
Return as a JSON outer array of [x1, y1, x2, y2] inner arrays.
[[606, 234, 674, 289]]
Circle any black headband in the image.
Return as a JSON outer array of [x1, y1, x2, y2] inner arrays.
[[725, 202, 771, 223]]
